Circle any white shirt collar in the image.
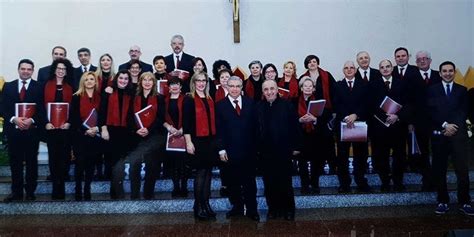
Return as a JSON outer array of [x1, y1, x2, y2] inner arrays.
[[18, 78, 32, 91], [228, 95, 242, 109]]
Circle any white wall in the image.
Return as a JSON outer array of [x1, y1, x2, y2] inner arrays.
[[1, 0, 473, 82]]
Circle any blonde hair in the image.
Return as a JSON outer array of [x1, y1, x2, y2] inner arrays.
[[74, 71, 99, 96], [136, 72, 157, 97], [189, 71, 210, 98], [95, 53, 116, 81], [284, 61, 297, 77]]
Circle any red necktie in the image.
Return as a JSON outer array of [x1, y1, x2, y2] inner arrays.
[[19, 80, 27, 101], [399, 68, 405, 80], [424, 72, 429, 85], [348, 80, 353, 91], [176, 55, 180, 69], [363, 71, 368, 82], [233, 99, 241, 116]]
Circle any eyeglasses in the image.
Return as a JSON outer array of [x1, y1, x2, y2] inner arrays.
[[56, 67, 67, 71], [228, 84, 242, 88], [265, 70, 276, 74], [416, 57, 431, 62], [195, 79, 207, 83]]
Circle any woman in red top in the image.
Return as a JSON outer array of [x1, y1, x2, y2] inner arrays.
[[99, 70, 134, 199], [70, 72, 101, 201], [44, 58, 74, 200], [213, 68, 231, 103], [183, 71, 217, 220], [277, 61, 299, 100]]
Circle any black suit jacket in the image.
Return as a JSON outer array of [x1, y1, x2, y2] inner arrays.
[[72, 65, 97, 91], [427, 82, 468, 132], [355, 67, 382, 82], [118, 60, 153, 73], [2, 79, 45, 139], [37, 65, 51, 85], [333, 78, 369, 123], [411, 69, 442, 126], [164, 52, 195, 73], [216, 96, 257, 163]]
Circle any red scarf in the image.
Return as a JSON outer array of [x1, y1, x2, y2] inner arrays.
[[194, 95, 215, 137], [79, 92, 101, 122], [165, 94, 184, 129], [277, 76, 299, 99], [215, 87, 226, 103], [133, 94, 158, 129], [302, 68, 332, 109], [106, 91, 131, 127], [244, 77, 255, 98], [98, 76, 113, 92], [44, 80, 73, 106], [298, 94, 315, 133]]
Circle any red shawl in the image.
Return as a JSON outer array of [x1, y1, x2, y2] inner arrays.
[[194, 95, 216, 137], [80, 92, 101, 122], [215, 87, 226, 103], [244, 78, 255, 98], [44, 80, 73, 106], [277, 76, 299, 99], [302, 68, 332, 109], [106, 91, 131, 127], [298, 94, 315, 133]]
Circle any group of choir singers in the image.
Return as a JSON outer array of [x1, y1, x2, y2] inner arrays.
[[3, 51, 473, 221]]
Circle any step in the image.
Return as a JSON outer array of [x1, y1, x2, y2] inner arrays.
[[1, 188, 472, 215], [1, 171, 473, 195]]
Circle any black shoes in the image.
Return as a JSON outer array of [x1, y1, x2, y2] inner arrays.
[[338, 185, 351, 193], [226, 208, 244, 219], [25, 194, 36, 201], [3, 193, 23, 203], [245, 212, 260, 221]]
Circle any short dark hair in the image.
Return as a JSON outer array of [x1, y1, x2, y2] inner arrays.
[[52, 46, 67, 56], [262, 63, 278, 77], [304, 55, 320, 69], [128, 59, 142, 69], [248, 60, 262, 69], [167, 76, 181, 86], [212, 59, 231, 79], [394, 47, 409, 56], [153, 55, 165, 64], [217, 68, 233, 83], [77, 47, 91, 55], [18, 59, 34, 69], [439, 61, 456, 71]]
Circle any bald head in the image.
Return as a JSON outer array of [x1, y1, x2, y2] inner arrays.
[[343, 61, 356, 79]]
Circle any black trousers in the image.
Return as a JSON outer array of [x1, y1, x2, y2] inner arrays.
[[46, 129, 70, 199], [7, 131, 40, 197], [407, 125, 432, 186], [226, 161, 258, 213], [262, 156, 295, 214], [336, 140, 369, 188], [74, 135, 102, 198], [431, 132, 471, 205], [107, 126, 132, 199]]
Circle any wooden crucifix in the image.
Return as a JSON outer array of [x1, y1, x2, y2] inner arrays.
[[232, 0, 240, 43]]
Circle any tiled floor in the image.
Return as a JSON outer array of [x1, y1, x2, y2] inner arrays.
[[1, 205, 474, 236]]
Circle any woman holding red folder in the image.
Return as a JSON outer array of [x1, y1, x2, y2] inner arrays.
[[183, 71, 218, 220], [99, 70, 134, 199], [277, 61, 299, 100], [44, 58, 74, 200], [127, 72, 166, 200], [70, 71, 101, 201], [163, 76, 189, 198]]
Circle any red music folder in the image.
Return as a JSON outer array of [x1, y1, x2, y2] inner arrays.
[[166, 132, 186, 152], [340, 121, 367, 142], [307, 99, 326, 117], [48, 102, 69, 127], [15, 103, 36, 118], [169, 69, 190, 81], [278, 87, 290, 98], [82, 108, 98, 129], [375, 96, 402, 127], [157, 80, 169, 96], [134, 104, 154, 129]]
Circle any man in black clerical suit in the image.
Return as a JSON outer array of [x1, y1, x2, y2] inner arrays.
[[369, 59, 410, 192], [333, 61, 371, 193], [118, 45, 153, 73], [216, 76, 259, 221], [37, 46, 67, 84], [355, 51, 382, 82], [72, 47, 97, 91], [428, 61, 473, 216], [2, 59, 45, 202], [164, 34, 195, 74], [408, 50, 442, 190]]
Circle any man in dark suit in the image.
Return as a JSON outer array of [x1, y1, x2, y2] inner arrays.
[[216, 76, 259, 221], [428, 61, 473, 216], [2, 59, 45, 202], [409, 50, 442, 190], [333, 61, 371, 193], [392, 47, 419, 82], [118, 45, 153, 73], [37, 46, 67, 84], [355, 51, 382, 82], [369, 59, 410, 192], [164, 34, 195, 73], [72, 47, 97, 91]]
